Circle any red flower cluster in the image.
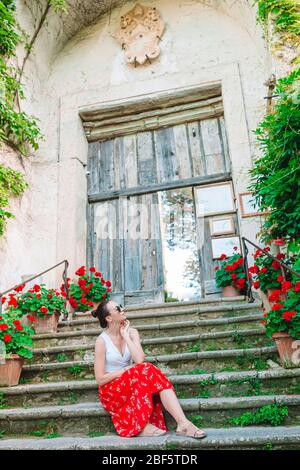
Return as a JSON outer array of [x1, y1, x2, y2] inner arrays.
[[3, 334, 12, 343], [224, 257, 244, 271], [268, 289, 283, 302], [282, 311, 296, 322], [271, 303, 284, 311], [14, 283, 26, 293], [69, 265, 111, 311]]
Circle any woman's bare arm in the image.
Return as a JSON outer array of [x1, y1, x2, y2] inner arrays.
[[124, 327, 146, 364]]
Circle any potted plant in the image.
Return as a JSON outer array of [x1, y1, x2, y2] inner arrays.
[[262, 279, 300, 366], [67, 265, 111, 314], [0, 310, 34, 386], [215, 248, 247, 297], [248, 248, 293, 310], [4, 283, 68, 334]]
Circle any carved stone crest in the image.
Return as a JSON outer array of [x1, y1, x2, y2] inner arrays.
[[114, 3, 165, 66]]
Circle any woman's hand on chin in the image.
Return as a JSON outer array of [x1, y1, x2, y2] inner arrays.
[[120, 319, 131, 338]]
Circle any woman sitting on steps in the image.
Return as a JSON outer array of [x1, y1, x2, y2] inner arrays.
[[93, 299, 207, 439]]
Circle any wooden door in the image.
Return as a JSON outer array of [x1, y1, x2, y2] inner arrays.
[[87, 113, 233, 304]]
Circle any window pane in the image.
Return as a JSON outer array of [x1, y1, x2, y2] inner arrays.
[[195, 183, 234, 215]]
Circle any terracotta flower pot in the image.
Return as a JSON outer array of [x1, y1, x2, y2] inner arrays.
[[30, 310, 61, 334], [222, 285, 240, 297], [272, 332, 295, 365], [0, 354, 24, 387]]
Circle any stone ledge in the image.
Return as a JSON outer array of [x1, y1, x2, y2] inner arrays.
[[0, 426, 299, 449], [22, 346, 277, 372], [34, 313, 264, 340], [63, 301, 262, 327], [31, 327, 266, 355], [0, 395, 299, 420], [1, 367, 300, 396]]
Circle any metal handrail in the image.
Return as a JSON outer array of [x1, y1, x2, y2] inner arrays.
[[0, 259, 69, 314], [241, 237, 300, 303]]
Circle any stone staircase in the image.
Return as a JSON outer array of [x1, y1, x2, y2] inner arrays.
[[0, 296, 300, 450]]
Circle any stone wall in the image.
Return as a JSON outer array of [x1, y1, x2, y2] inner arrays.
[[0, 0, 285, 291]]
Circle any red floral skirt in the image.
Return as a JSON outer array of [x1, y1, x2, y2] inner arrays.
[[98, 362, 175, 437]]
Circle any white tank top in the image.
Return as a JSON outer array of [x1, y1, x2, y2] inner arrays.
[[99, 331, 132, 373]]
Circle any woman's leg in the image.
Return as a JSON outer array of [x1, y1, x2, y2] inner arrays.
[[159, 388, 206, 435]]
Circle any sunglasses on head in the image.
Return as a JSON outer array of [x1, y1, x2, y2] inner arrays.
[[115, 304, 124, 312]]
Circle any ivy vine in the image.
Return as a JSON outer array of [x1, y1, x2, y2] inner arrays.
[[0, 164, 29, 236], [248, 2, 300, 253], [0, 0, 66, 237], [255, 0, 300, 58]]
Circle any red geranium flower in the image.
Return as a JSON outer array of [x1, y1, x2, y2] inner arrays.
[[89, 267, 96, 272], [0, 324, 9, 331], [75, 266, 86, 276], [294, 281, 300, 292], [282, 311, 296, 322], [105, 281, 111, 287], [253, 281, 260, 289], [268, 289, 282, 302], [40, 306, 48, 314], [271, 260, 281, 270], [15, 325, 23, 331], [27, 315, 36, 322], [33, 284, 41, 292], [69, 297, 78, 308], [8, 297, 18, 308], [14, 283, 25, 292], [1, 297, 6, 304], [271, 303, 284, 311], [3, 334, 12, 343], [281, 281, 293, 293], [95, 272, 102, 277]]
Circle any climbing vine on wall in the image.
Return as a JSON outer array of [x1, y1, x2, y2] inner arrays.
[[0, 165, 29, 236], [248, 69, 300, 248], [0, 0, 66, 237], [254, 0, 300, 62], [249, 3, 300, 252]]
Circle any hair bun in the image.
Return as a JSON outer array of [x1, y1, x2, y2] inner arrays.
[[91, 309, 98, 318]]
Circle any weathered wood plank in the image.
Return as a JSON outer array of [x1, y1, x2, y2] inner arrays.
[[200, 118, 224, 175], [173, 124, 192, 180], [97, 140, 114, 192], [88, 173, 232, 202], [80, 82, 221, 121], [123, 135, 138, 188], [186, 122, 206, 178], [85, 104, 224, 141], [154, 127, 179, 183], [82, 96, 222, 128], [136, 131, 157, 186]]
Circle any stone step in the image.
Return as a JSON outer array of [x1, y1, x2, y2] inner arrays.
[[33, 313, 264, 348], [1, 368, 300, 409], [60, 301, 262, 330], [74, 296, 249, 317], [0, 426, 299, 450], [0, 395, 299, 436], [28, 328, 271, 364], [19, 347, 278, 383]]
